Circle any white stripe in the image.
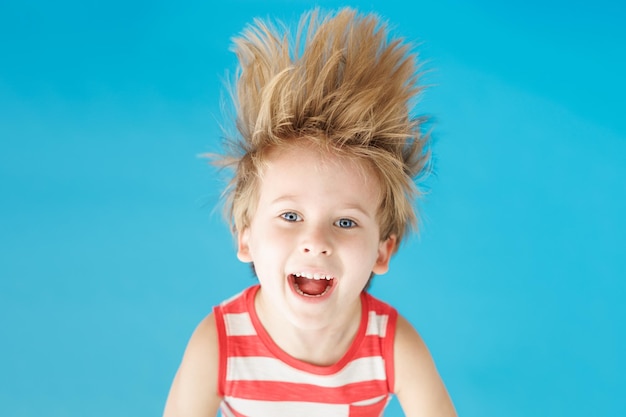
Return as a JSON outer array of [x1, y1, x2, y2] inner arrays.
[[224, 313, 256, 336], [365, 312, 388, 337], [219, 402, 236, 417], [227, 356, 386, 387], [225, 396, 349, 417], [351, 394, 387, 406], [380, 396, 393, 417]]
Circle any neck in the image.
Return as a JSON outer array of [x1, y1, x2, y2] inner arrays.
[[254, 291, 363, 366]]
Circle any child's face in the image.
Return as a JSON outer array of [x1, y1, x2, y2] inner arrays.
[[237, 143, 396, 330]]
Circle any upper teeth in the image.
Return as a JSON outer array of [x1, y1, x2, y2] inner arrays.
[[294, 272, 333, 280]]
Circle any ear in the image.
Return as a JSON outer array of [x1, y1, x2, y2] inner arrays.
[[372, 235, 396, 275], [236, 227, 252, 263]]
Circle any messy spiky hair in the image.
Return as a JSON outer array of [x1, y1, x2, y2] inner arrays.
[[217, 8, 430, 248]]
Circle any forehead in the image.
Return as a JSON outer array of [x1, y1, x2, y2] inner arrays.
[[257, 142, 382, 203]]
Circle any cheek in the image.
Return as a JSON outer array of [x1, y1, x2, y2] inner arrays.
[[341, 236, 378, 263], [249, 223, 290, 256], [365, 237, 387, 264]]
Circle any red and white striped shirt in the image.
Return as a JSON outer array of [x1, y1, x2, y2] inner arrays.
[[213, 285, 398, 417]]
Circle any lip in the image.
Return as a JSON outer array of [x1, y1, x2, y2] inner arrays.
[[287, 272, 336, 302]]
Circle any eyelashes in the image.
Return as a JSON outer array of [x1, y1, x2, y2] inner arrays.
[[280, 212, 301, 222], [279, 212, 358, 228], [335, 218, 357, 228]]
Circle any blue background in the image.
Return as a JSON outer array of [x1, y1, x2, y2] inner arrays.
[[1, 0, 624, 416]]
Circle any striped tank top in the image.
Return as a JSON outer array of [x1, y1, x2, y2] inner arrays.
[[213, 285, 398, 417]]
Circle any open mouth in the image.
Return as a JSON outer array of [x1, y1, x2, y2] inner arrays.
[[289, 273, 335, 298]]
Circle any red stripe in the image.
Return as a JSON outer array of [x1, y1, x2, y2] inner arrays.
[[382, 307, 397, 393], [349, 398, 388, 417], [220, 290, 251, 313], [227, 335, 387, 360], [213, 305, 227, 397], [215, 286, 398, 415]]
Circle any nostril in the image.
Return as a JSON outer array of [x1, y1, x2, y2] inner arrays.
[[303, 247, 329, 255], [301, 241, 331, 255]]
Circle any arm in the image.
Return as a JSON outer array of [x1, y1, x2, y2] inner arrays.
[[394, 314, 457, 417], [163, 313, 222, 417]]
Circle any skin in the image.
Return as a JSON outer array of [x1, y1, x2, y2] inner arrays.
[[236, 144, 395, 365], [163, 142, 456, 416]]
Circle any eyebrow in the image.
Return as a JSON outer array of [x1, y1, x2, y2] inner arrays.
[[269, 195, 374, 217], [269, 195, 300, 206]]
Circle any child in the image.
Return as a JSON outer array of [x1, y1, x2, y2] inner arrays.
[[164, 8, 456, 417]]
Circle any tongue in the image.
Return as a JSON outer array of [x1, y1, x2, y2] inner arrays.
[[295, 277, 329, 296]]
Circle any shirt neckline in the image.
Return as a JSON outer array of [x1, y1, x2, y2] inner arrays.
[[244, 284, 369, 375]]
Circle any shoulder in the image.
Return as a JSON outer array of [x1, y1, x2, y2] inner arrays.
[[363, 291, 398, 321], [163, 313, 221, 417], [393, 314, 457, 417]]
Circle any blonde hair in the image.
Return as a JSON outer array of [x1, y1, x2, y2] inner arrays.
[[216, 8, 430, 248]]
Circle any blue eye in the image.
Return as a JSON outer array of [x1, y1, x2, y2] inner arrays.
[[336, 218, 356, 228], [281, 212, 301, 222]]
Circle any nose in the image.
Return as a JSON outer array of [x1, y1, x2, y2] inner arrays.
[[300, 223, 332, 256]]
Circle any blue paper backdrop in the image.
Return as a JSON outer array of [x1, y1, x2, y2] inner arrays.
[[1, 0, 624, 416]]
